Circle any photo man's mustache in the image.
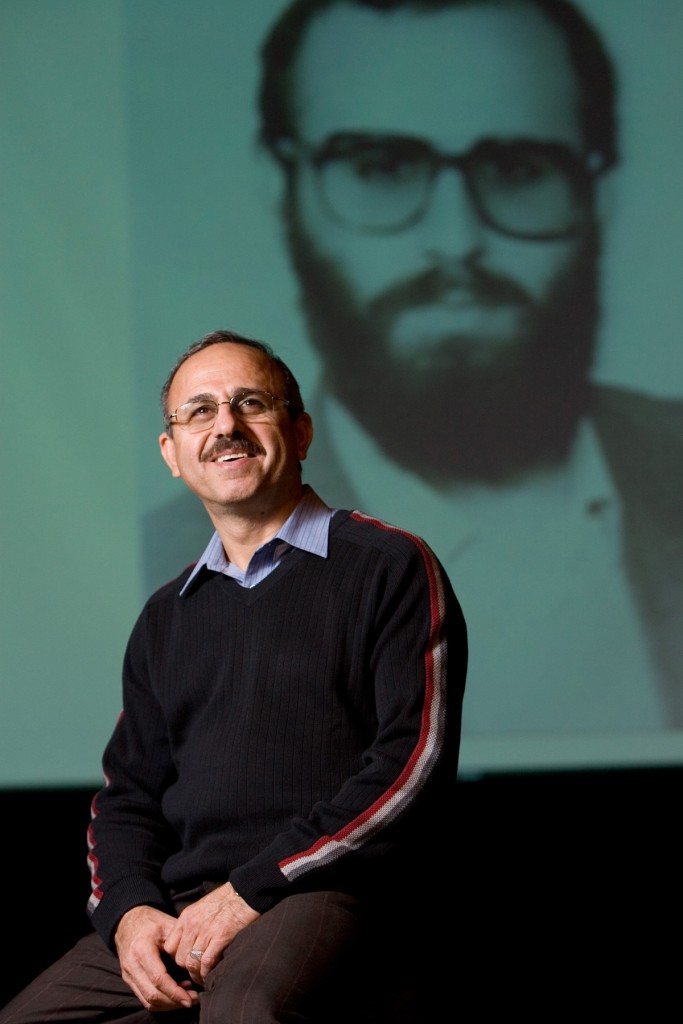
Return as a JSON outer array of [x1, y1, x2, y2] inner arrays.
[[366, 262, 533, 321]]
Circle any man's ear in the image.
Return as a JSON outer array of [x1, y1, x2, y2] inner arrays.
[[295, 412, 314, 461], [159, 431, 181, 478]]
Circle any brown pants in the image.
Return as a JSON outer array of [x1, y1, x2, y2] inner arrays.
[[0, 891, 419, 1023]]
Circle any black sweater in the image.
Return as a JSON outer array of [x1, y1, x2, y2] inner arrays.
[[87, 509, 467, 948]]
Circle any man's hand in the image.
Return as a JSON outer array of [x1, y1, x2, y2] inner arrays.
[[164, 882, 260, 984], [115, 904, 199, 1011]]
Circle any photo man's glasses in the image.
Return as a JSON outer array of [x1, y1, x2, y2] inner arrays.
[[275, 132, 606, 240], [168, 389, 289, 432]]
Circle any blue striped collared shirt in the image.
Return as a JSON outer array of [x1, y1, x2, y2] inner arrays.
[[180, 486, 334, 593]]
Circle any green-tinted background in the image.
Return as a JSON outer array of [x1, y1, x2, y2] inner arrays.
[[2, 0, 682, 787]]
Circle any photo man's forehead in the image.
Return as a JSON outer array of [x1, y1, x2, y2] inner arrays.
[[289, 2, 584, 149]]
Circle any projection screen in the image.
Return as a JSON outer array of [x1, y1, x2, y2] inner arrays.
[[2, 0, 682, 787]]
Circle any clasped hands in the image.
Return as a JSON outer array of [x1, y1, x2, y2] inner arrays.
[[114, 881, 260, 1011]]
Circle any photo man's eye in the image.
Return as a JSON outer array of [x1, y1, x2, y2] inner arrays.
[[484, 145, 557, 187], [349, 147, 417, 184]]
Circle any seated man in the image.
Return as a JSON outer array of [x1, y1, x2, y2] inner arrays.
[[1, 330, 467, 1023]]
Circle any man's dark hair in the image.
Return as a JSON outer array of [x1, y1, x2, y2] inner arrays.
[[160, 329, 306, 431], [259, 0, 618, 169]]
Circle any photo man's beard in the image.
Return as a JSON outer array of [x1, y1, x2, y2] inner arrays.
[[286, 212, 601, 488]]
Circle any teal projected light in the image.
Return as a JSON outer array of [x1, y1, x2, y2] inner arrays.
[[2, 0, 683, 786]]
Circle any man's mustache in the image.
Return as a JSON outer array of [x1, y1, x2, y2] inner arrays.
[[366, 260, 533, 321], [201, 436, 265, 462]]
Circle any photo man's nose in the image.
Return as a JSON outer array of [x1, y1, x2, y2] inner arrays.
[[418, 167, 485, 255]]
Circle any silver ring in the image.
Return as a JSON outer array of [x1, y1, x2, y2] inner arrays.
[[189, 948, 204, 962]]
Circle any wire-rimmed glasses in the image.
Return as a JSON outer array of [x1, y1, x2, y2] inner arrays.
[[168, 389, 290, 432]]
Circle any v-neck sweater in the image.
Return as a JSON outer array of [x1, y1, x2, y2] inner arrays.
[[87, 509, 467, 949]]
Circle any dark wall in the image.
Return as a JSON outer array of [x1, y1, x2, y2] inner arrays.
[[2, 767, 677, 1012], [2, 788, 94, 1009]]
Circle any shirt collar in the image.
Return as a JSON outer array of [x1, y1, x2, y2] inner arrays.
[[321, 390, 617, 562], [179, 485, 333, 595]]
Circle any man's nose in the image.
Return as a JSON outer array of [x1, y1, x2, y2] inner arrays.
[[418, 168, 485, 257], [212, 400, 240, 434]]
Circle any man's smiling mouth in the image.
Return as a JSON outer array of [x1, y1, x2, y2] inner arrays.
[[216, 452, 249, 463]]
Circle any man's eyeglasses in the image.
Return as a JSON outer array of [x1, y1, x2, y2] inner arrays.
[[275, 132, 606, 240], [168, 389, 290, 432]]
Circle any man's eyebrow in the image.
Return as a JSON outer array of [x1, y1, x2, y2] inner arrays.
[[180, 388, 260, 405], [180, 391, 218, 406]]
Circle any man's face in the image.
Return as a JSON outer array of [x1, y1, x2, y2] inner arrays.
[[159, 343, 313, 520], [280, 0, 601, 484]]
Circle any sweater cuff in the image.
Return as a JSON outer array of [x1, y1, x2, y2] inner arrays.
[[229, 860, 292, 914], [88, 876, 172, 951]]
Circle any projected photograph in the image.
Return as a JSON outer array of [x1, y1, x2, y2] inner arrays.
[[125, 0, 683, 770]]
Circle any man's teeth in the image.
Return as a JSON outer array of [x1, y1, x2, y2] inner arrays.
[[217, 452, 248, 462]]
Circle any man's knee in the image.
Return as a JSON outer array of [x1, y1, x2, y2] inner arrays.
[[202, 891, 363, 1023]]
